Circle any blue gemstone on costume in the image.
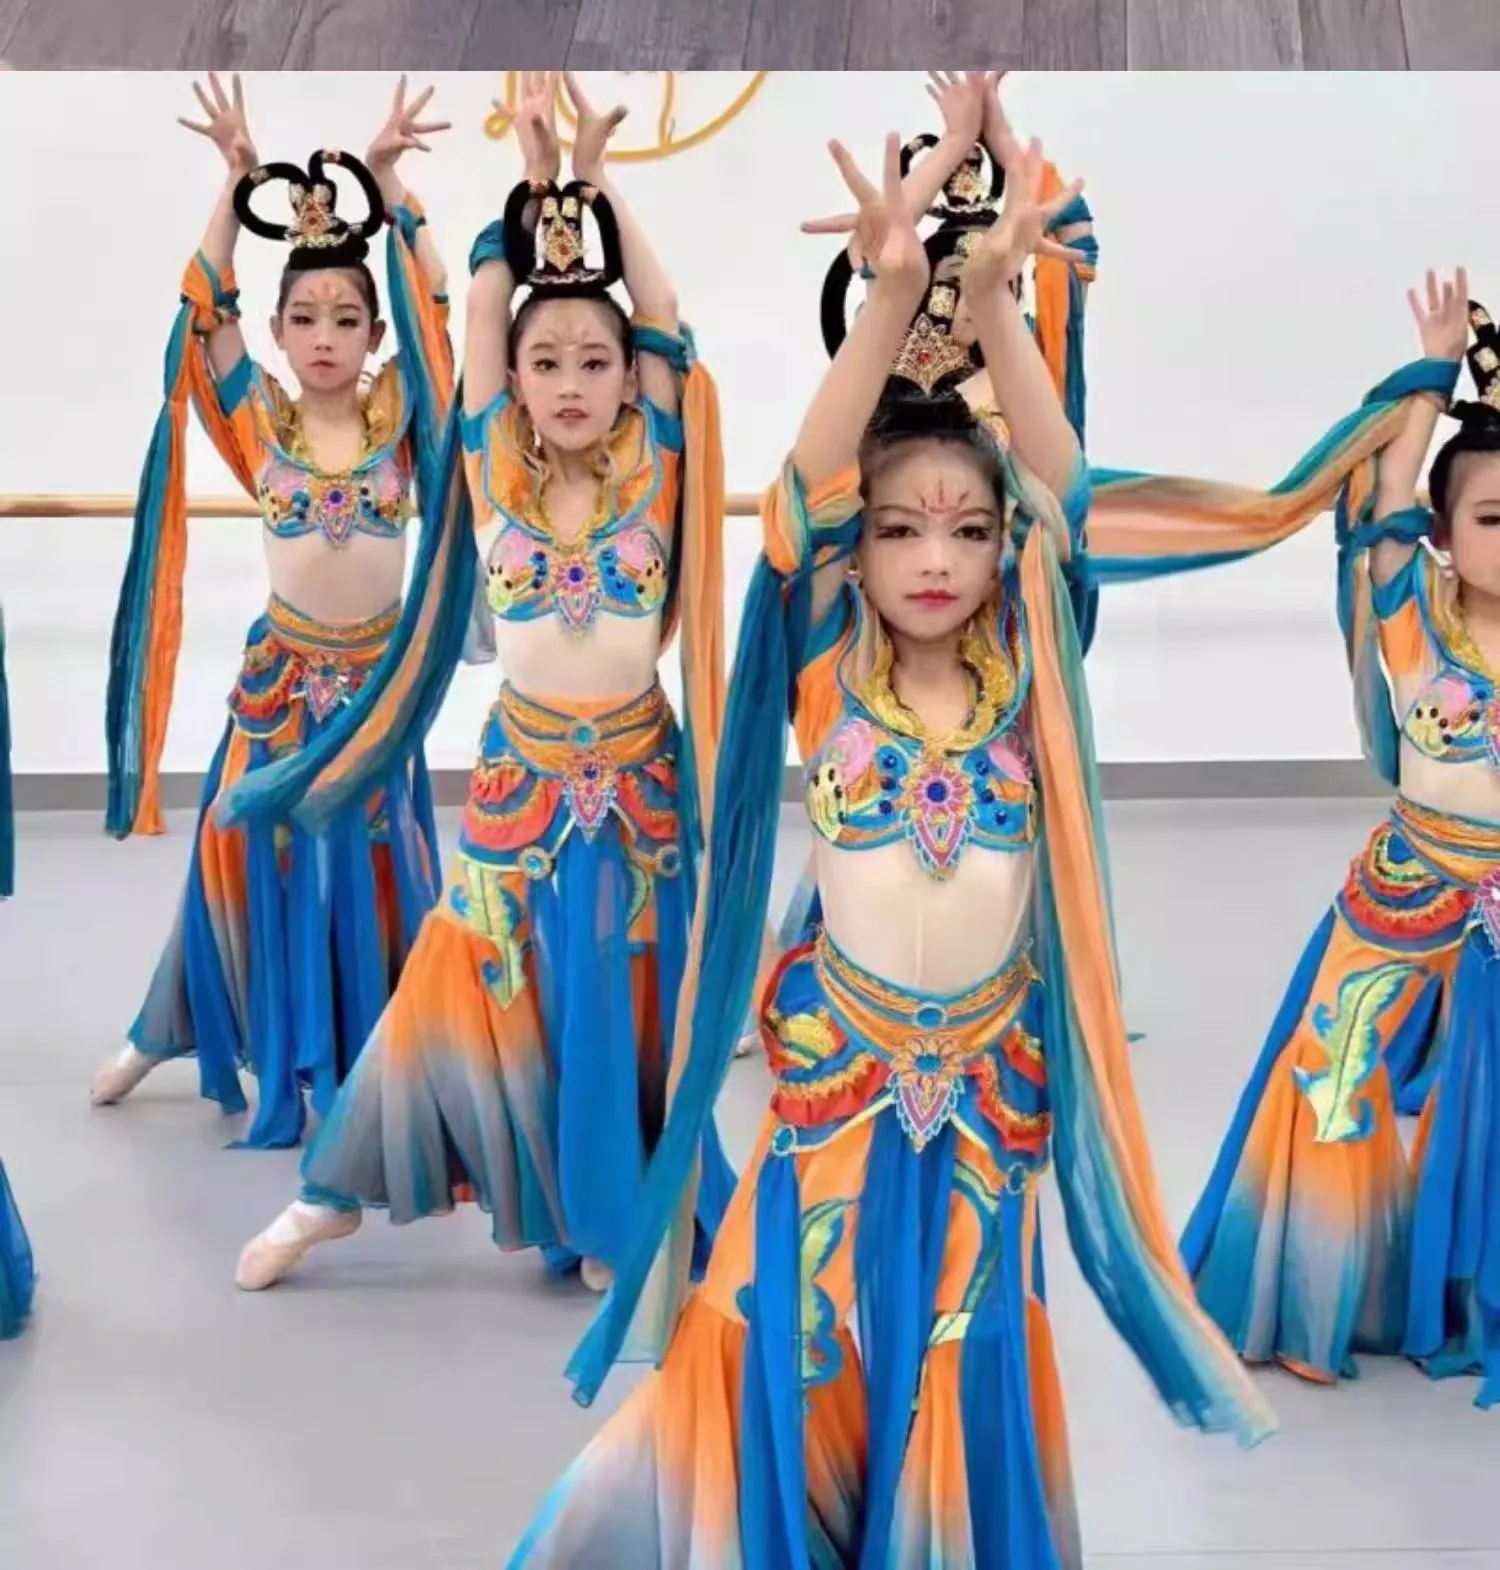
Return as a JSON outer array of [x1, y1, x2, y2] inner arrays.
[[914, 1001, 947, 1030], [878, 800, 893, 816], [879, 775, 895, 791], [979, 787, 994, 803], [925, 781, 949, 804]]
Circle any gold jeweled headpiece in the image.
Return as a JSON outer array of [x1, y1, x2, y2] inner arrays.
[[900, 133, 1004, 225], [233, 150, 386, 269], [1466, 301, 1500, 414], [888, 274, 976, 395], [503, 179, 624, 295]]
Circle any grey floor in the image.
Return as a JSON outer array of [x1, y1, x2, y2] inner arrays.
[[0, 0, 1496, 69], [1, 799, 1498, 1569]]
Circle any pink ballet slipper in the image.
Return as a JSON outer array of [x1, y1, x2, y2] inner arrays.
[[89, 1046, 158, 1107], [234, 1204, 362, 1291]]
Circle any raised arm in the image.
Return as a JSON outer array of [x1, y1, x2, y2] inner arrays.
[[799, 73, 986, 267], [177, 73, 257, 385], [1366, 269, 1468, 585], [959, 140, 1089, 503], [978, 71, 1094, 273], [465, 73, 562, 417], [793, 137, 929, 485], [564, 74, 681, 415], [365, 75, 452, 299]]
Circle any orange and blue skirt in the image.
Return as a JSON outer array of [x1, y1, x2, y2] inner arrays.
[[298, 682, 735, 1276], [1183, 796, 1500, 1405], [510, 927, 1081, 1570], [129, 596, 440, 1149], [0, 1157, 33, 1339]]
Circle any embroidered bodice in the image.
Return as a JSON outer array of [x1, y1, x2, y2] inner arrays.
[[806, 626, 1035, 879], [464, 393, 681, 637], [1380, 550, 1500, 769], [485, 499, 669, 633], [224, 358, 416, 549], [259, 448, 412, 547]]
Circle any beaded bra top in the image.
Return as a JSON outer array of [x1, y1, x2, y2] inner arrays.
[[478, 399, 672, 635], [1403, 592, 1500, 768], [254, 364, 414, 548], [805, 612, 1035, 879]]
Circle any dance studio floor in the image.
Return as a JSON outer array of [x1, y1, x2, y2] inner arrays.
[[1, 798, 1497, 1569]]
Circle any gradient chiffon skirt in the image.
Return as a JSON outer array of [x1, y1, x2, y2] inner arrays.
[[297, 682, 735, 1276], [130, 595, 441, 1149], [510, 927, 1078, 1569]]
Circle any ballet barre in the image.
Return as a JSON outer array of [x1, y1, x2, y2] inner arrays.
[[0, 492, 762, 518]]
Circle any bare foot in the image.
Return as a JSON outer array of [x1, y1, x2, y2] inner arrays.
[[235, 1202, 362, 1291], [90, 1045, 158, 1107]]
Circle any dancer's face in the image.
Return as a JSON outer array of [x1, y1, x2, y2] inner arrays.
[[858, 439, 1003, 644], [511, 298, 636, 454], [271, 270, 384, 395], [1446, 451, 1500, 598]]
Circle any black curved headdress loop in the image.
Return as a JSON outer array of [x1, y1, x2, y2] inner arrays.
[[233, 150, 387, 271], [821, 225, 984, 392], [900, 132, 1004, 224], [1426, 298, 1500, 519], [1454, 300, 1500, 427], [503, 179, 625, 297]]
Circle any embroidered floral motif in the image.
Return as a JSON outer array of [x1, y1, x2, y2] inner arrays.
[[899, 753, 975, 878], [888, 1031, 967, 1150], [562, 747, 618, 838]]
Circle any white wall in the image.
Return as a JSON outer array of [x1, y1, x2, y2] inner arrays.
[[0, 70, 1487, 773]]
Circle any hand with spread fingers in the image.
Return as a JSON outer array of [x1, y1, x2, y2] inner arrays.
[[960, 137, 1086, 296], [366, 74, 451, 180], [565, 72, 628, 187], [178, 72, 257, 178], [825, 130, 928, 291], [1407, 266, 1471, 363], [501, 69, 562, 188]]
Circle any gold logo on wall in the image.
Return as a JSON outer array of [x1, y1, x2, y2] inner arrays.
[[485, 72, 768, 164]]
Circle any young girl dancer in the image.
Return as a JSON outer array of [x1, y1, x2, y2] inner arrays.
[[90, 75, 455, 1150], [506, 129, 1273, 1570], [1183, 274, 1500, 1408], [228, 71, 734, 1296], [744, 71, 1099, 1007]]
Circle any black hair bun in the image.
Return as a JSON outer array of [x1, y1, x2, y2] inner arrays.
[[868, 384, 977, 442], [233, 150, 386, 271], [502, 179, 624, 297]]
